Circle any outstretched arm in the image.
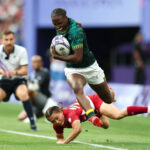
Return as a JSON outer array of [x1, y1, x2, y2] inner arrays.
[[63, 120, 82, 144]]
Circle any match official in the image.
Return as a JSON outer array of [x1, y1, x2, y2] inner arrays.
[[0, 30, 37, 131]]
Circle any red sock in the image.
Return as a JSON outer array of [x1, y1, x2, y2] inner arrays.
[[127, 106, 148, 116]]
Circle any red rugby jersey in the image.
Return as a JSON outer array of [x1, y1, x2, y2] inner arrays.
[[53, 94, 103, 134]]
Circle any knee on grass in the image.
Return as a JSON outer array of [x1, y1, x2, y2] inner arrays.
[[102, 121, 109, 129]]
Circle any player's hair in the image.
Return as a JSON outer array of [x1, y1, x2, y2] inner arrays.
[[51, 8, 66, 18], [2, 30, 14, 36], [45, 106, 62, 119], [31, 55, 42, 62]]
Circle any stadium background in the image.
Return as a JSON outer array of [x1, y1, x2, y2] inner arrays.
[[1, 0, 150, 108]]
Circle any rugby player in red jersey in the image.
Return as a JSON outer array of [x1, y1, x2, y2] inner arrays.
[[45, 94, 150, 144]]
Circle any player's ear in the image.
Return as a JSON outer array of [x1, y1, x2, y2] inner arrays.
[[64, 16, 68, 21]]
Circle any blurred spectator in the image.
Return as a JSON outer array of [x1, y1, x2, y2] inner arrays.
[[18, 55, 57, 122], [0, 0, 23, 44], [132, 32, 146, 84]]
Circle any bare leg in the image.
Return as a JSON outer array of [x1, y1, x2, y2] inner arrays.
[[16, 84, 29, 101], [100, 102, 128, 120], [67, 74, 92, 111], [67, 73, 102, 127], [16, 84, 37, 131], [89, 81, 114, 104], [0, 88, 7, 102], [98, 103, 148, 129]]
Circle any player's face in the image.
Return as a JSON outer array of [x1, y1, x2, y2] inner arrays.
[[49, 112, 65, 126], [2, 34, 15, 51], [52, 15, 68, 32], [32, 59, 42, 70]]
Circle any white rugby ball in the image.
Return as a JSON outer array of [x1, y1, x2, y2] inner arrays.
[[51, 35, 70, 56]]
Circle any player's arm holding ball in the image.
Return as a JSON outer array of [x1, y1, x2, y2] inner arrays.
[[50, 11, 83, 63], [50, 16, 84, 63], [50, 43, 83, 64]]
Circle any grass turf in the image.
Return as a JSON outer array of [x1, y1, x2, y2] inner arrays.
[[0, 103, 150, 150]]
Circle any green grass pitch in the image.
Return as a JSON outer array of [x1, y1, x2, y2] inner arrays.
[[0, 103, 150, 150]]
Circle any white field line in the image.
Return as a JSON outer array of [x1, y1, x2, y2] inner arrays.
[[0, 128, 128, 150]]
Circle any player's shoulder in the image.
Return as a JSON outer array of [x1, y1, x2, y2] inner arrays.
[[63, 107, 80, 125], [14, 44, 27, 53], [63, 107, 77, 115], [69, 18, 83, 34], [63, 103, 82, 116]]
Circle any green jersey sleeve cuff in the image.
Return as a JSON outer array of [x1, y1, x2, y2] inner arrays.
[[72, 44, 83, 50]]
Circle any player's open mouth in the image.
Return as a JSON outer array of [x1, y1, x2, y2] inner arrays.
[[58, 27, 63, 31]]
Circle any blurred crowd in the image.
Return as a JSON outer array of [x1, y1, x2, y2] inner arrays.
[[0, 0, 149, 85], [0, 0, 23, 44]]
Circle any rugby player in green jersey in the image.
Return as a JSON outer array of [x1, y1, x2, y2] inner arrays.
[[50, 8, 115, 127]]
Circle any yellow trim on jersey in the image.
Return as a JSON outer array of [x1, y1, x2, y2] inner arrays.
[[72, 44, 83, 50]]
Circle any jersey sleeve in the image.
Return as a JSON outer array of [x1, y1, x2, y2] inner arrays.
[[70, 28, 84, 50], [20, 48, 28, 65], [53, 124, 64, 134]]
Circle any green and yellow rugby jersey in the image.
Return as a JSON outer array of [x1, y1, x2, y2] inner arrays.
[[56, 18, 96, 68]]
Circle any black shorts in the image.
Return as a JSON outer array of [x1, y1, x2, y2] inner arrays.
[[0, 78, 27, 102]]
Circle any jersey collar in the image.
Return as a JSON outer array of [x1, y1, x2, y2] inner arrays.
[[3, 46, 15, 59]]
